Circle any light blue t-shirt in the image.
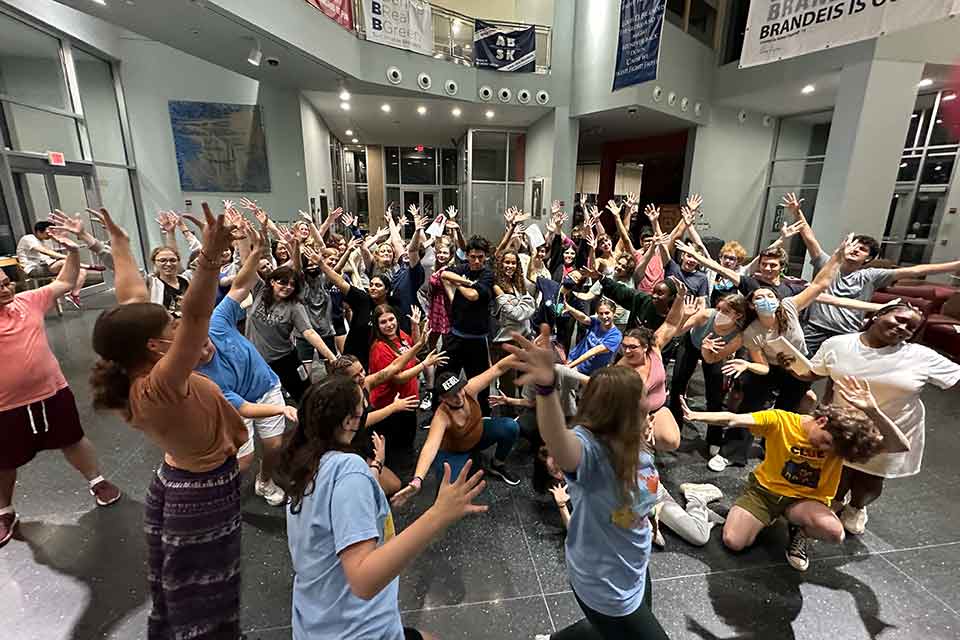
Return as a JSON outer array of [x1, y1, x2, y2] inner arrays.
[[286, 451, 403, 640], [196, 296, 279, 409], [568, 318, 623, 375], [564, 426, 659, 617]]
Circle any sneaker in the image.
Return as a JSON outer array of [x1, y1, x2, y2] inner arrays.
[[255, 475, 285, 507], [418, 391, 433, 411], [707, 454, 730, 472], [90, 479, 122, 507], [65, 294, 82, 310], [0, 512, 18, 548], [487, 461, 521, 486], [840, 505, 868, 535], [680, 482, 723, 504], [786, 524, 809, 571], [708, 445, 720, 457]]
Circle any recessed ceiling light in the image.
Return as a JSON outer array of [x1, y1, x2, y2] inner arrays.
[[918, 78, 934, 88], [345, 129, 354, 136], [381, 104, 391, 113], [91, 0, 107, 5], [247, 39, 262, 67], [452, 107, 462, 117], [351, 138, 359, 143], [485, 110, 495, 119], [943, 93, 957, 102], [417, 106, 427, 115], [340, 101, 350, 111], [339, 88, 350, 101], [801, 84, 815, 95]]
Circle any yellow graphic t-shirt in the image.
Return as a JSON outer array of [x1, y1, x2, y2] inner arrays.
[[750, 410, 843, 505]]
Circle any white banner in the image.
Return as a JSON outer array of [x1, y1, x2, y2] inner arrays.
[[364, 0, 434, 56], [741, 0, 960, 68]]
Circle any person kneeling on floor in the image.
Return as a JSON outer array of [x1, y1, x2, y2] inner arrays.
[[681, 376, 909, 571]]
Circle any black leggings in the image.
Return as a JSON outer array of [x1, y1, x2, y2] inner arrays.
[[552, 572, 668, 640], [439, 334, 492, 415], [268, 350, 308, 403], [668, 333, 727, 446], [376, 410, 418, 465]]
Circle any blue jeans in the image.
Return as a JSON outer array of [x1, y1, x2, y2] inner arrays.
[[432, 417, 519, 481]]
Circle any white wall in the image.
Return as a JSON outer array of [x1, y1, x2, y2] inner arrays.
[[299, 96, 334, 208], [432, 0, 554, 25], [524, 110, 554, 217], [687, 106, 776, 249]]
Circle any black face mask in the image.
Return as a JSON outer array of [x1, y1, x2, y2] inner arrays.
[[305, 268, 321, 277]]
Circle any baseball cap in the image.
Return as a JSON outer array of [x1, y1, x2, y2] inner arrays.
[[436, 371, 467, 397]]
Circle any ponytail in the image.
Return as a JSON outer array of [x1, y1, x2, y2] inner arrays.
[[89, 359, 132, 412]]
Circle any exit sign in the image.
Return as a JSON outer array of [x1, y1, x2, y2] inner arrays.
[[47, 151, 66, 166]]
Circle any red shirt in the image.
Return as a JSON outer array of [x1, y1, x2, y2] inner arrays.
[[368, 332, 419, 410], [0, 288, 68, 411]]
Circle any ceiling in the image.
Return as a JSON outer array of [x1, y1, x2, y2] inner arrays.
[[577, 106, 693, 161], [305, 90, 550, 147]]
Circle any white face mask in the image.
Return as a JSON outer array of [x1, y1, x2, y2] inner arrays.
[[715, 311, 735, 326]]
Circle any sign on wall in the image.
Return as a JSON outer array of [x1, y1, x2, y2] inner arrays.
[[612, 0, 667, 91], [741, 0, 960, 68], [363, 0, 434, 56], [474, 19, 536, 72], [304, 0, 353, 31]]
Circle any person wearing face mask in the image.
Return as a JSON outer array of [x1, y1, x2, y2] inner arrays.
[[668, 294, 748, 468], [807, 304, 960, 536], [682, 376, 908, 572], [713, 242, 844, 471], [276, 376, 488, 640]]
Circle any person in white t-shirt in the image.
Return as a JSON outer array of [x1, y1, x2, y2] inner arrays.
[[16, 221, 90, 307], [809, 303, 960, 535]]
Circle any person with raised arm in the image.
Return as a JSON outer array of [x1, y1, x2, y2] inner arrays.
[[15, 219, 97, 308], [509, 326, 668, 640], [0, 230, 120, 549], [682, 376, 909, 572], [89, 204, 247, 638], [276, 376, 486, 640]]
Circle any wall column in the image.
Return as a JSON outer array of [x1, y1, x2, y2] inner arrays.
[[811, 58, 924, 264]]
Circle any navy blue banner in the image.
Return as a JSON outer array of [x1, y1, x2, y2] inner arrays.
[[613, 0, 666, 90], [474, 19, 536, 72]]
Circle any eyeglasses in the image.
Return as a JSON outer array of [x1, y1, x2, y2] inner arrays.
[[720, 254, 739, 262], [623, 343, 643, 351], [273, 279, 294, 286], [155, 258, 179, 264]]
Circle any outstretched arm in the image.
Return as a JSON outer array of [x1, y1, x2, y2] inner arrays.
[[90, 208, 148, 304], [681, 397, 757, 428], [464, 355, 515, 398], [44, 236, 81, 298], [891, 258, 960, 282], [228, 221, 268, 302]]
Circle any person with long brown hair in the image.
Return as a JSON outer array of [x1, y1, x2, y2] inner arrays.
[[276, 375, 487, 640], [89, 204, 247, 639], [491, 249, 536, 400], [511, 326, 668, 640]]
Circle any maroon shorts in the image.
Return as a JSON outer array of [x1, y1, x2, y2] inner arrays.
[[0, 387, 85, 470]]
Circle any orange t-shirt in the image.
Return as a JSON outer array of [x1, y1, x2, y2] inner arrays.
[[0, 288, 68, 411], [439, 394, 483, 453], [128, 368, 247, 473]]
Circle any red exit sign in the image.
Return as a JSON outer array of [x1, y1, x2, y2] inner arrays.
[[47, 151, 66, 166]]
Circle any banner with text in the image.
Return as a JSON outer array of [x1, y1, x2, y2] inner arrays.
[[474, 19, 536, 72], [304, 0, 353, 31], [741, 0, 960, 68], [364, 0, 434, 56], [613, 0, 666, 91]]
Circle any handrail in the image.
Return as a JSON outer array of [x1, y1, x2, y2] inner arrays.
[[350, 0, 552, 73]]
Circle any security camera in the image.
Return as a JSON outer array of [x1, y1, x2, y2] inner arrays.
[[266, 57, 280, 67]]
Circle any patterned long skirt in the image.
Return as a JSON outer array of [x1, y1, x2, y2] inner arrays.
[[144, 458, 242, 640]]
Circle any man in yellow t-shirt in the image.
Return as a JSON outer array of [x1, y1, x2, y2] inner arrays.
[[681, 377, 908, 572]]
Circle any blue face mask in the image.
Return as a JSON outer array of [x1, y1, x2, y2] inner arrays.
[[754, 297, 780, 315]]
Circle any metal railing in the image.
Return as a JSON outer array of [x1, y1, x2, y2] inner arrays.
[[351, 0, 552, 73]]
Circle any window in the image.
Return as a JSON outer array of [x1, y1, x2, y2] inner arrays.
[[687, 0, 718, 47], [472, 132, 507, 181], [441, 148, 457, 185], [400, 146, 436, 185], [508, 133, 526, 182], [0, 13, 70, 109], [385, 146, 400, 184], [74, 49, 127, 164], [722, 0, 750, 64]]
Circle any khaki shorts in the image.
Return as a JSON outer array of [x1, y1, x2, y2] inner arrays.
[[734, 473, 802, 526]]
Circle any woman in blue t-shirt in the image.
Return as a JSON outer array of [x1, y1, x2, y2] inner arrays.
[[508, 326, 669, 640], [275, 376, 487, 640]]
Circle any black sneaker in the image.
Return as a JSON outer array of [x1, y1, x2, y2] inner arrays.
[[487, 461, 521, 486], [786, 524, 809, 571]]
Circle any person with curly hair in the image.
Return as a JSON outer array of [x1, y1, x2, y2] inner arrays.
[[491, 249, 536, 400], [681, 376, 909, 572]]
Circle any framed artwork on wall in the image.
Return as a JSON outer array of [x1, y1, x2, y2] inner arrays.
[[168, 100, 271, 192]]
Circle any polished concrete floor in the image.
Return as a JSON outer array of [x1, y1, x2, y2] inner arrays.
[[3, 297, 960, 639]]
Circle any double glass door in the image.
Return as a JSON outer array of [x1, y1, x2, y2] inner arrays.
[[402, 189, 440, 236]]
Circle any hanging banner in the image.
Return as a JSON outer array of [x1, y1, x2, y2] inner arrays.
[[473, 19, 536, 72], [364, 0, 434, 56], [612, 0, 667, 91], [304, 0, 353, 31], [741, 0, 960, 68]]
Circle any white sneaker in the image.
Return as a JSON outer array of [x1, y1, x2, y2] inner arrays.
[[535, 635, 552, 640], [255, 475, 285, 507], [840, 505, 868, 535], [419, 391, 432, 411], [707, 454, 730, 472], [680, 482, 723, 504], [708, 445, 720, 457]]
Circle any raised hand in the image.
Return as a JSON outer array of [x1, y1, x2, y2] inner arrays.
[[781, 192, 803, 213], [681, 206, 697, 227], [686, 193, 703, 211], [503, 206, 517, 225], [548, 483, 569, 507], [371, 432, 386, 465], [276, 224, 295, 248], [429, 460, 488, 524], [200, 201, 235, 256], [488, 395, 511, 408], [238, 197, 259, 211], [780, 219, 806, 241], [721, 359, 750, 379], [409, 306, 423, 327], [551, 200, 562, 216], [88, 208, 129, 243], [392, 394, 419, 413], [221, 199, 236, 213], [155, 211, 177, 233], [407, 203, 420, 221], [48, 230, 79, 251], [834, 376, 879, 413], [423, 349, 449, 369], [341, 211, 358, 228], [504, 324, 557, 387], [606, 199, 622, 218], [674, 239, 700, 256], [701, 332, 725, 355], [644, 203, 660, 223], [48, 210, 86, 236], [445, 205, 458, 219], [626, 192, 640, 207], [513, 209, 531, 224]]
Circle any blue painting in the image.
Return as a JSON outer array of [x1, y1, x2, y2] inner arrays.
[[168, 100, 271, 192]]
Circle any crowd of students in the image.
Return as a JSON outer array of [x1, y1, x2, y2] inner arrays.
[[2, 189, 960, 640]]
